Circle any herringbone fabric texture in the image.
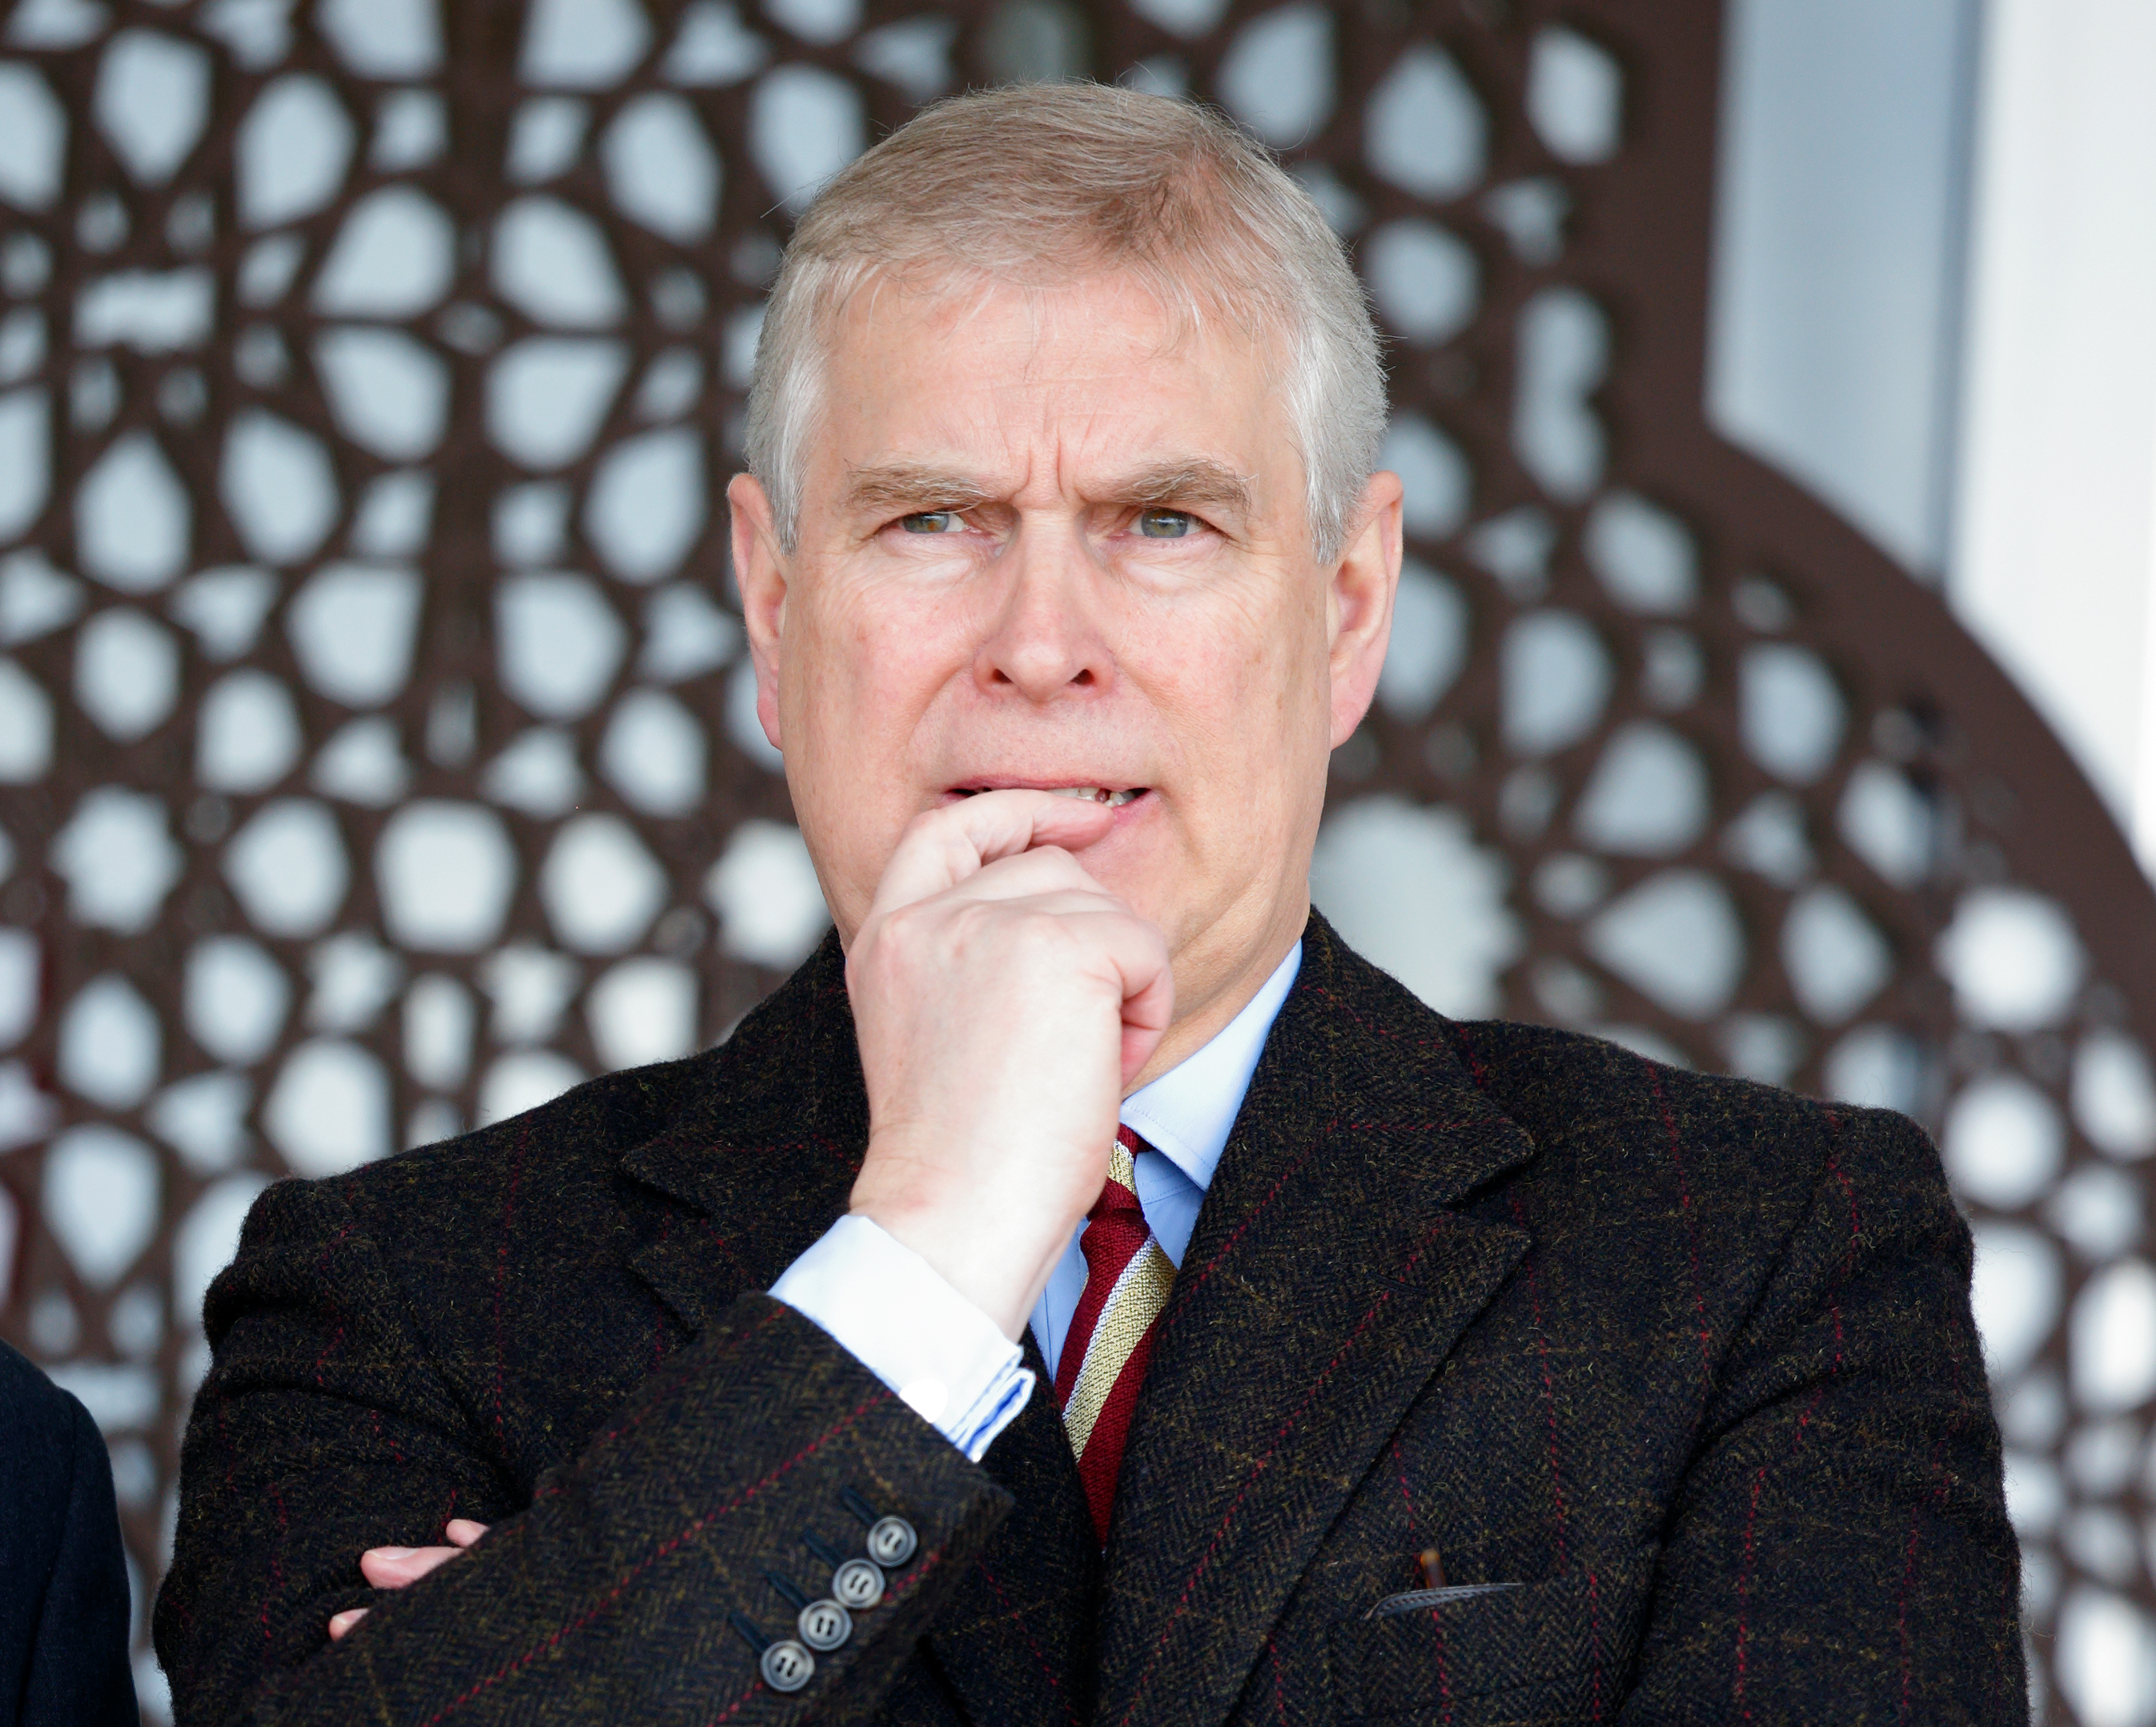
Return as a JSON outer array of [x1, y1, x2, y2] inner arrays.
[[1057, 1127, 1174, 1542], [155, 914, 2024, 1725]]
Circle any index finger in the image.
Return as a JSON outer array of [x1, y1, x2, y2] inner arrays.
[[360, 1543, 467, 1588], [869, 791, 1114, 915]]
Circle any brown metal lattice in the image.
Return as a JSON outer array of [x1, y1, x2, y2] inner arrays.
[[0, 0, 2146, 1717]]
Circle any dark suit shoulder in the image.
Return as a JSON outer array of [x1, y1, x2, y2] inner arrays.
[[206, 940, 866, 1448], [1407, 1012, 1978, 1368], [1440, 1015, 1921, 1207], [1298, 915, 1908, 1226], [213, 1050, 721, 1368], [1, 1336, 89, 1458], [311, 930, 859, 1231], [205, 1046, 719, 1332], [326, 1043, 719, 1214], [0, 1339, 90, 1553]]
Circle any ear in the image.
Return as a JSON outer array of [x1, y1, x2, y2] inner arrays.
[[1325, 469, 1405, 748], [728, 472, 789, 754]]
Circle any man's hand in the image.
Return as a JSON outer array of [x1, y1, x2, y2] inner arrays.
[[846, 792, 1174, 1338], [325, 1520, 489, 1641]]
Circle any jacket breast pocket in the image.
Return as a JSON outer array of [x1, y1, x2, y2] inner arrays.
[[1327, 1552, 1655, 1725]]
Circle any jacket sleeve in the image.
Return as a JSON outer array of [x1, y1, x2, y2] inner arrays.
[[154, 1175, 1015, 1727], [1616, 1104, 2026, 1725]]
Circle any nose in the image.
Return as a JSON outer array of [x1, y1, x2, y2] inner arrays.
[[972, 521, 1113, 704]]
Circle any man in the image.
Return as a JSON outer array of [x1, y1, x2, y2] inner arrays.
[[156, 85, 2023, 1723], [1, 1339, 138, 1726]]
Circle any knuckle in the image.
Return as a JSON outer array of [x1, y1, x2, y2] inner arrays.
[[946, 898, 1007, 950], [1013, 909, 1086, 962], [879, 899, 937, 948]]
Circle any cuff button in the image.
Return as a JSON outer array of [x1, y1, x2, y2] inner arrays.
[[833, 1557, 885, 1610], [798, 1599, 853, 1651], [761, 1641, 816, 1693], [866, 1515, 917, 1568]]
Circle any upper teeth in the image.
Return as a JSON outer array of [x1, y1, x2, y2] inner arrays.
[[1047, 786, 1138, 806], [957, 785, 1141, 805]]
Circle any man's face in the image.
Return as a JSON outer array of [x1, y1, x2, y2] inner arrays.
[[729, 270, 1399, 1040]]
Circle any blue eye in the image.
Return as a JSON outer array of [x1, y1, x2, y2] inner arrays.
[[1137, 509, 1196, 539], [899, 512, 962, 534]]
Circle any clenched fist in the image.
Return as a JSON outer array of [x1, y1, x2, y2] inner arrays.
[[845, 790, 1174, 1338]]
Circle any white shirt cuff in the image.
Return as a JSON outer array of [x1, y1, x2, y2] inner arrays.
[[770, 1214, 1034, 1463]]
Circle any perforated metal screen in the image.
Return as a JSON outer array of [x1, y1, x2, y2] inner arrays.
[[1, 0, 2151, 1717]]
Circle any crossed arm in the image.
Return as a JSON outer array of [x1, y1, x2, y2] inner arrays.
[[155, 1190, 1014, 1725]]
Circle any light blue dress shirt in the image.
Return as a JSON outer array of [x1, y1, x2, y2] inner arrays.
[[772, 941, 1302, 1460]]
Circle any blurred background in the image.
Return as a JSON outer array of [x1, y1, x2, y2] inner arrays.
[[1, 0, 2153, 1718]]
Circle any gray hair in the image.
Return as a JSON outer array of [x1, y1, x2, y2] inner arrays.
[[743, 82, 1387, 562]]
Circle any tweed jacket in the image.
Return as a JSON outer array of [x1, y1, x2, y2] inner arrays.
[[156, 914, 2023, 1725]]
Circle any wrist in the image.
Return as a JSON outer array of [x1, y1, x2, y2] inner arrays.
[[849, 1193, 1068, 1340]]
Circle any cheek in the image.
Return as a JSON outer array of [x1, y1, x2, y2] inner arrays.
[[783, 577, 983, 827], [1199, 588, 1330, 747], [1146, 603, 1323, 807], [792, 584, 934, 725], [1210, 598, 1334, 847], [779, 608, 909, 928]]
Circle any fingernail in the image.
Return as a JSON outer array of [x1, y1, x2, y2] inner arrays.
[[371, 1546, 413, 1560]]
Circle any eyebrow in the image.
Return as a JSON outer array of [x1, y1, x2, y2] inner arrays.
[[841, 457, 1256, 520], [843, 464, 998, 519], [1111, 459, 1256, 519]]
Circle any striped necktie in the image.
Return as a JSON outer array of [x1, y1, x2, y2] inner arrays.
[[1055, 1125, 1175, 1543]]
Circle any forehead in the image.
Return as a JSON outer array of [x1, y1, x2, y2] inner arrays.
[[812, 270, 1298, 488]]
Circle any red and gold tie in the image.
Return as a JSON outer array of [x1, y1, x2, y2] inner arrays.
[[1056, 1126, 1176, 1542]]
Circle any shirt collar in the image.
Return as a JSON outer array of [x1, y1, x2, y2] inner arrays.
[[1118, 940, 1302, 1198]]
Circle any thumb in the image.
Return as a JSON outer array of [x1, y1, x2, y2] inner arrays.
[[1119, 958, 1174, 1090]]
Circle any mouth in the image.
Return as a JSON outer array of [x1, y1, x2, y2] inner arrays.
[[952, 785, 1147, 808]]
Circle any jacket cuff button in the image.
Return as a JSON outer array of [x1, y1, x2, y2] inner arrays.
[[866, 1515, 917, 1568], [833, 1556, 885, 1609], [797, 1598, 853, 1651], [761, 1641, 816, 1693]]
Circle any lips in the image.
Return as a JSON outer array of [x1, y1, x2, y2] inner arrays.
[[954, 785, 1146, 807]]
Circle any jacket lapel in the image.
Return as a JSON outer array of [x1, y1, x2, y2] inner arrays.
[[618, 936, 870, 1331], [1094, 916, 1536, 1727], [615, 934, 1099, 1723]]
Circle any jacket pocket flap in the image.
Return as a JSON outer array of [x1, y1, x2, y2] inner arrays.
[[1329, 1551, 1655, 1717]]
